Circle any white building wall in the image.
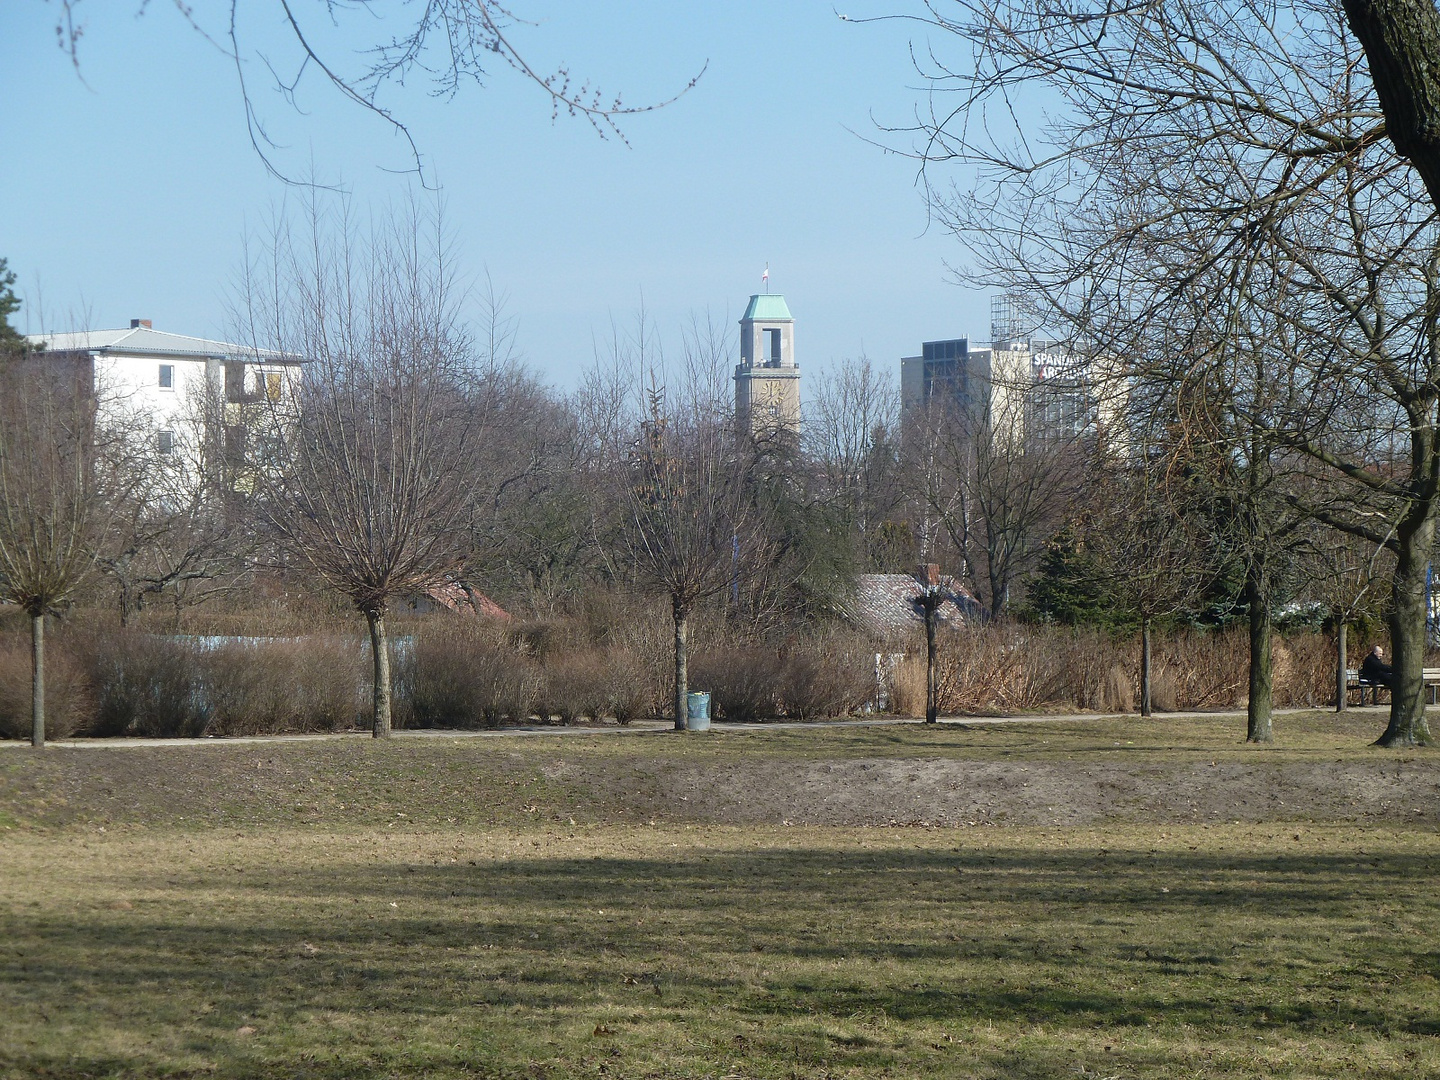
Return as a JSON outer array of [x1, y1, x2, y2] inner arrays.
[[92, 354, 212, 442]]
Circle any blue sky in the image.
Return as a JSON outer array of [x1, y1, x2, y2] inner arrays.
[[3, 2, 993, 389]]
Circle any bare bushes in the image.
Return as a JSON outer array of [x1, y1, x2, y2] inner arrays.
[[911, 624, 1333, 716], [690, 647, 781, 722], [1273, 635, 1340, 708], [1151, 631, 1249, 711], [539, 648, 651, 724], [688, 634, 877, 722], [201, 638, 360, 736], [0, 639, 91, 740], [404, 623, 537, 728], [86, 633, 201, 737], [81, 633, 363, 737], [402, 618, 656, 727], [775, 636, 877, 719]]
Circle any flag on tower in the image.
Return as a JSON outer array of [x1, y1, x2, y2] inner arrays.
[[761, 264, 769, 285]]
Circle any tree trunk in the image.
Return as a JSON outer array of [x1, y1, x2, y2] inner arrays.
[[1335, 619, 1349, 714], [1246, 566, 1273, 743], [30, 610, 45, 748], [1140, 615, 1153, 718], [1343, 0, 1440, 210], [1378, 523, 1435, 746], [673, 596, 689, 732], [925, 600, 939, 724], [365, 607, 392, 739]]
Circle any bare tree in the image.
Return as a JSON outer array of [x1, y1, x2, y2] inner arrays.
[[0, 356, 130, 745], [884, 0, 1440, 745], [1085, 460, 1215, 718], [618, 383, 772, 730], [236, 197, 479, 737], [806, 356, 907, 570], [97, 386, 254, 626], [47, 1, 704, 185], [908, 389, 1082, 620]]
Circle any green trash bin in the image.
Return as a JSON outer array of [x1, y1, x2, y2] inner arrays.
[[686, 691, 711, 731]]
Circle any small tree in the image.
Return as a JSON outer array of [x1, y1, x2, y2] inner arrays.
[[620, 388, 771, 729], [238, 199, 479, 737], [1082, 459, 1213, 718], [0, 357, 129, 745]]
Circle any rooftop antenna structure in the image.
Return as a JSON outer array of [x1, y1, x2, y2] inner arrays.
[[991, 292, 1041, 347]]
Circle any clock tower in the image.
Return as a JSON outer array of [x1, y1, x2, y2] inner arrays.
[[734, 292, 800, 437]]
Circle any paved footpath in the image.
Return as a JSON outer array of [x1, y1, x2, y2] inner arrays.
[[0, 707, 1352, 750]]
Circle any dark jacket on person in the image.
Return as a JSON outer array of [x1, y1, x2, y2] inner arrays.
[[1360, 652, 1393, 687]]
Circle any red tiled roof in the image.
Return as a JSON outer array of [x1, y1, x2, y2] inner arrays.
[[424, 581, 512, 620]]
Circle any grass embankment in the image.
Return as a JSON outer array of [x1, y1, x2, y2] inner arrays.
[[2, 712, 1439, 1079]]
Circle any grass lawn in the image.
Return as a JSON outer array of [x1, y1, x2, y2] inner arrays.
[[2, 712, 1439, 1078]]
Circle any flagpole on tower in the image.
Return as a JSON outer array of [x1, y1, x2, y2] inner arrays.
[[762, 263, 770, 294]]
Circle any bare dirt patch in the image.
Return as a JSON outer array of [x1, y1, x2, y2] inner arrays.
[[0, 709, 1431, 832]]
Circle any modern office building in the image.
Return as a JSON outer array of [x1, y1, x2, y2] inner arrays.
[[900, 296, 1119, 446]]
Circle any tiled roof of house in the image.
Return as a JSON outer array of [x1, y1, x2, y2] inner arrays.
[[424, 581, 511, 620], [844, 572, 984, 637]]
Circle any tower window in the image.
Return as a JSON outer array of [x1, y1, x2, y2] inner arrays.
[[767, 327, 783, 366]]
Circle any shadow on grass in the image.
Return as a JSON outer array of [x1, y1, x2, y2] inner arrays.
[[6, 845, 1438, 1040]]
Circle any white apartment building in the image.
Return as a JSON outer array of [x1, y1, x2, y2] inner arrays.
[[24, 319, 302, 486]]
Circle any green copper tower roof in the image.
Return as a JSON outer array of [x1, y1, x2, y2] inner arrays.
[[742, 294, 793, 321]]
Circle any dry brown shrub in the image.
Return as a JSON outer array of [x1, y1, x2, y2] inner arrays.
[[689, 646, 784, 722], [1273, 633, 1340, 707], [889, 655, 927, 717], [934, 624, 1076, 713], [0, 637, 92, 740], [1148, 666, 1180, 712], [533, 647, 649, 723], [83, 633, 203, 737], [1151, 630, 1248, 710], [776, 634, 877, 720], [200, 638, 361, 736], [408, 622, 539, 728], [538, 648, 610, 722]]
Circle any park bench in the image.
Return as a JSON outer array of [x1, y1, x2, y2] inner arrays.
[[1344, 667, 1440, 706]]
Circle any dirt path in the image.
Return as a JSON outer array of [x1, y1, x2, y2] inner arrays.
[[0, 706, 1351, 750]]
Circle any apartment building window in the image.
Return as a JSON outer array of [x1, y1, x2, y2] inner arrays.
[[158, 364, 174, 389], [157, 430, 175, 455], [265, 371, 283, 401]]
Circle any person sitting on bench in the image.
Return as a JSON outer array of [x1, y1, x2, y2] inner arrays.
[[1360, 645, 1394, 689]]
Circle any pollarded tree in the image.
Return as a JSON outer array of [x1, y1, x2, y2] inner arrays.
[[0, 354, 133, 745], [236, 198, 480, 737]]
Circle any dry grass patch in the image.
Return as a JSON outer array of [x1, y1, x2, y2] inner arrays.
[[2, 822, 1440, 1078]]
